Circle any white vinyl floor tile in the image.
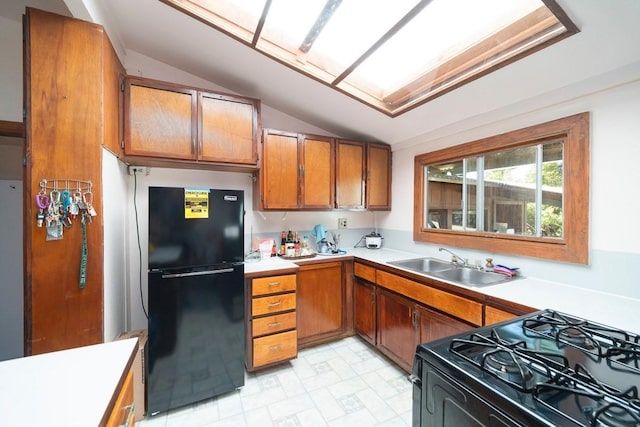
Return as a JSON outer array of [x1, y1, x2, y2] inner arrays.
[[136, 336, 412, 427]]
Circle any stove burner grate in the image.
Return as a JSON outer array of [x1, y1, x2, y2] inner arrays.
[[449, 329, 570, 392], [532, 362, 640, 427], [483, 349, 534, 382], [523, 310, 640, 372]]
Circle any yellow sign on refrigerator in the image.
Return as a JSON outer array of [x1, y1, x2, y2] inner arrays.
[[184, 188, 209, 219]]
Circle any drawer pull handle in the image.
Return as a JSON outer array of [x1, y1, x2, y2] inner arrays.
[[267, 322, 281, 328], [269, 344, 282, 351], [268, 281, 281, 287], [268, 301, 282, 308]]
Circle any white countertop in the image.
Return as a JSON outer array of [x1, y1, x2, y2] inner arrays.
[[0, 338, 138, 427], [245, 248, 640, 335]]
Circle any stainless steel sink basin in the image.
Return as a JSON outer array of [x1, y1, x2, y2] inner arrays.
[[387, 257, 452, 274], [431, 266, 514, 287], [387, 257, 518, 287]]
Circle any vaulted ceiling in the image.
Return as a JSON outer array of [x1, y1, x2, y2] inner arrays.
[[3, 0, 640, 148]]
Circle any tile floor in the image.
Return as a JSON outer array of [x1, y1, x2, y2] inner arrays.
[[136, 336, 413, 426]]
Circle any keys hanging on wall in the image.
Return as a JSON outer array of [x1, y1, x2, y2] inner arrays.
[[35, 179, 97, 241], [36, 179, 97, 289]]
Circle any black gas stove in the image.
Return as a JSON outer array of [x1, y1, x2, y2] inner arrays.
[[411, 309, 640, 427]]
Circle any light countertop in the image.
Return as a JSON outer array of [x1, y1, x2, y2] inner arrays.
[[0, 338, 138, 427], [245, 248, 640, 335]]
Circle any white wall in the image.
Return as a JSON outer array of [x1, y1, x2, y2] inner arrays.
[[380, 78, 640, 299], [102, 149, 128, 340], [0, 180, 23, 360], [0, 16, 22, 121]]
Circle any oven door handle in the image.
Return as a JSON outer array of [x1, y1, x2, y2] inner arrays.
[[407, 374, 421, 386]]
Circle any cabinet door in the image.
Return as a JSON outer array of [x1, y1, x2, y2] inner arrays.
[[261, 130, 299, 209], [336, 140, 365, 209], [124, 78, 196, 159], [103, 40, 125, 156], [301, 135, 334, 209], [377, 289, 419, 372], [417, 305, 473, 344], [354, 279, 376, 345], [297, 262, 344, 344], [366, 144, 391, 210], [199, 93, 257, 165]]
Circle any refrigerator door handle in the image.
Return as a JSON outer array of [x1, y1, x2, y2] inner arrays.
[[161, 268, 235, 279]]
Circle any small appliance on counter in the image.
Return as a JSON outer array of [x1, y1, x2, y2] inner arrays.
[[365, 232, 383, 249], [312, 224, 329, 253], [353, 231, 384, 249]]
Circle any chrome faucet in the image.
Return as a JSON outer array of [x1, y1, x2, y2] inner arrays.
[[438, 247, 468, 266]]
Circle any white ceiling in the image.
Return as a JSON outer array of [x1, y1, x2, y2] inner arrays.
[[3, 0, 640, 148]]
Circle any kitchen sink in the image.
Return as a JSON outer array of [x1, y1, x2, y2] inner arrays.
[[387, 257, 452, 274], [387, 257, 518, 287], [431, 266, 514, 287]]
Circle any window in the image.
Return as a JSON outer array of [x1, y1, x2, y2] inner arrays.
[[414, 112, 589, 264], [161, 0, 578, 117]]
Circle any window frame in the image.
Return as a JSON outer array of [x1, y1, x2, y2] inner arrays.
[[413, 112, 589, 264], [160, 0, 578, 117]]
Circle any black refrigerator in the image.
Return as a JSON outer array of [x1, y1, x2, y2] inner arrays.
[[147, 186, 245, 415]]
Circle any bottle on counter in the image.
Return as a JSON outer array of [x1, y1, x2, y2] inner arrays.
[[294, 232, 301, 257], [281, 231, 287, 255], [300, 236, 313, 255], [270, 240, 277, 257], [285, 229, 295, 257]]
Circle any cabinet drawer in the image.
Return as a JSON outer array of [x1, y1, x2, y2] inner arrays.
[[252, 312, 297, 337], [253, 330, 297, 367], [484, 305, 518, 325], [252, 274, 296, 296], [376, 270, 482, 326], [354, 263, 376, 283], [106, 369, 134, 427], [252, 293, 296, 316]]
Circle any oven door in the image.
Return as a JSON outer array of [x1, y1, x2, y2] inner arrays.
[[412, 353, 533, 427]]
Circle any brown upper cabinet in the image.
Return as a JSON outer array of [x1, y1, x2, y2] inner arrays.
[[256, 130, 391, 211], [122, 76, 260, 170], [366, 143, 392, 210], [256, 129, 335, 210], [335, 140, 365, 209], [335, 140, 391, 210]]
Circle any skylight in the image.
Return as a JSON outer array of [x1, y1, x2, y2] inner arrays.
[[161, 0, 578, 117]]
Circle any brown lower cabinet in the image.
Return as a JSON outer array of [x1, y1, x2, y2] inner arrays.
[[297, 261, 347, 347], [417, 304, 474, 343], [246, 274, 298, 372], [377, 288, 419, 371], [353, 279, 376, 346], [376, 288, 475, 372], [354, 263, 479, 372]]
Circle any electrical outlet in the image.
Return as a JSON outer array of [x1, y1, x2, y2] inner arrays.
[[338, 218, 347, 229], [128, 166, 150, 175]]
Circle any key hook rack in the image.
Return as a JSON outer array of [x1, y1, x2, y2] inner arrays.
[[38, 178, 93, 194], [36, 178, 97, 289]]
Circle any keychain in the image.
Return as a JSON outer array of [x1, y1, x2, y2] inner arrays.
[[35, 192, 50, 228]]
